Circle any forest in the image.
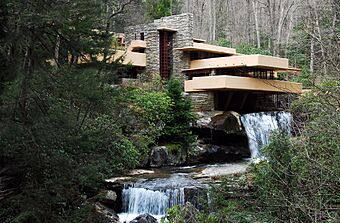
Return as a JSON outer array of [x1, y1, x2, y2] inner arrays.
[[0, 0, 339, 223]]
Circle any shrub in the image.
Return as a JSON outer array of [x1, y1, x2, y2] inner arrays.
[[160, 78, 197, 147], [167, 83, 340, 223], [251, 84, 340, 222]]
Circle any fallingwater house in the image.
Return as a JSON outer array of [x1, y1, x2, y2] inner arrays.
[[105, 14, 303, 221], [113, 13, 302, 113]]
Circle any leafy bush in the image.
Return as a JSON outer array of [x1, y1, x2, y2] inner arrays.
[[0, 67, 157, 222], [251, 84, 340, 222], [126, 78, 197, 158], [128, 88, 173, 126], [167, 83, 339, 223]]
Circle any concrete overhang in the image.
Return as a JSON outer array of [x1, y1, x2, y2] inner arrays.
[[185, 75, 302, 94], [193, 38, 206, 43], [183, 55, 292, 72], [176, 43, 237, 55], [127, 40, 146, 52], [157, 27, 178, 32], [75, 50, 146, 67], [112, 50, 146, 67]]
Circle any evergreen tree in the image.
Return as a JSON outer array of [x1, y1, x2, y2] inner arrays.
[[145, 0, 182, 20], [0, 1, 140, 222], [160, 78, 196, 147]]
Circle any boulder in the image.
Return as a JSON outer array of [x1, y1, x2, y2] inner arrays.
[[150, 146, 168, 167], [210, 111, 243, 134], [194, 111, 243, 134], [194, 111, 223, 129], [98, 190, 117, 207], [150, 145, 186, 167], [188, 142, 249, 164], [190, 111, 250, 164], [127, 169, 155, 176], [193, 162, 249, 179], [130, 214, 157, 223], [85, 202, 119, 223]]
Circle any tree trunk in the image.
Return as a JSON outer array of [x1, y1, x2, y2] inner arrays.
[[313, 1, 328, 76], [209, 0, 216, 41], [285, 13, 294, 56], [54, 30, 61, 66], [252, 0, 261, 48], [20, 38, 34, 125], [310, 36, 314, 75]]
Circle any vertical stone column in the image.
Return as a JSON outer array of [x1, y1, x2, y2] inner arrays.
[[145, 30, 160, 74], [124, 13, 195, 80], [154, 13, 194, 79]]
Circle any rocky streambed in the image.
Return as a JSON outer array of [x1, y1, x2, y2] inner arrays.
[[87, 110, 293, 222], [91, 161, 249, 223]]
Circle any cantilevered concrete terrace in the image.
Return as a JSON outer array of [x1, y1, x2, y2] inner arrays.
[[176, 42, 237, 55], [76, 40, 147, 67], [183, 54, 300, 72], [185, 75, 303, 94], [127, 40, 147, 52], [112, 40, 146, 67], [112, 50, 146, 67], [181, 49, 302, 94]]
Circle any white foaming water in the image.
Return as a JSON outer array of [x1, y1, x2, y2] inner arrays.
[[241, 111, 292, 158], [119, 174, 196, 223], [118, 213, 163, 223]]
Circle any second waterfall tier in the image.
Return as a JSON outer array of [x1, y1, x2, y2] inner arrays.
[[241, 111, 292, 158], [118, 173, 208, 222]]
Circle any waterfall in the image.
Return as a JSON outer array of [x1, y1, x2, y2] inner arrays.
[[241, 111, 292, 158], [121, 187, 185, 216], [118, 174, 197, 223]]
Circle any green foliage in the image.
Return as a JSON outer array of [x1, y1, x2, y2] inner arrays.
[[166, 184, 261, 223], [0, 2, 167, 217], [214, 38, 271, 55], [145, 0, 182, 20], [167, 84, 340, 223], [160, 78, 197, 147], [12, 211, 41, 223], [0, 1, 196, 222], [164, 205, 187, 223], [235, 44, 272, 56], [319, 80, 340, 88], [128, 88, 173, 126], [165, 143, 181, 155], [251, 85, 340, 222], [291, 65, 312, 87], [215, 38, 232, 48], [0, 66, 147, 222], [126, 78, 197, 156]]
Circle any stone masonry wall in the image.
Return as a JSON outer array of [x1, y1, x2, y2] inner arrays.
[[124, 13, 194, 80], [188, 92, 215, 112], [125, 14, 215, 111], [153, 13, 193, 79]]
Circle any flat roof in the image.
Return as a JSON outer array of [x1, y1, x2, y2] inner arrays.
[[193, 38, 206, 43], [127, 40, 146, 51], [182, 55, 297, 72], [157, 27, 178, 32], [176, 43, 237, 55], [185, 75, 302, 94], [111, 50, 146, 67]]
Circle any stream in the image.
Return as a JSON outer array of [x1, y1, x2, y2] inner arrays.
[[114, 111, 293, 222], [117, 162, 248, 223]]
